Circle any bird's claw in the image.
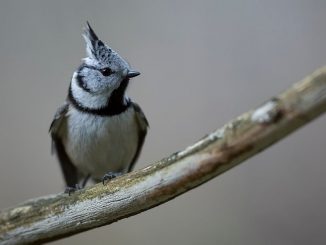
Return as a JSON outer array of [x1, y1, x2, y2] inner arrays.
[[64, 184, 81, 195], [102, 172, 122, 185]]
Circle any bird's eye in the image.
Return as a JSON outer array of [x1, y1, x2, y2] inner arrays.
[[100, 67, 113, 76]]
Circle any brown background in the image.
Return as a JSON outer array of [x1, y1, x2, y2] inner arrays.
[[0, 1, 325, 244]]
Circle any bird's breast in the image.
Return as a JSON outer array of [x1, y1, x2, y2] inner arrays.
[[63, 106, 139, 179]]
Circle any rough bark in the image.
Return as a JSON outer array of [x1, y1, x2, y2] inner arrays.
[[0, 67, 325, 245]]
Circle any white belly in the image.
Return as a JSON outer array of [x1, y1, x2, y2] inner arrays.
[[63, 107, 139, 180]]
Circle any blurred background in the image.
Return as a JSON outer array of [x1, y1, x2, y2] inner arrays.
[[0, 1, 325, 244]]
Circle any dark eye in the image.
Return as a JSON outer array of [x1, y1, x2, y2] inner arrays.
[[100, 67, 113, 76]]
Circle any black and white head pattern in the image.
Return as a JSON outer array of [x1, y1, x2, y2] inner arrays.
[[69, 22, 138, 113]]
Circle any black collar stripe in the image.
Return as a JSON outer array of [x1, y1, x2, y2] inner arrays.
[[68, 79, 131, 116]]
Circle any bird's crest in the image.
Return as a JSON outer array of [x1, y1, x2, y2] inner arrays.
[[82, 21, 113, 64]]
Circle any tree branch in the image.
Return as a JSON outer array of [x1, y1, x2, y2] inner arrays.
[[1, 67, 326, 245]]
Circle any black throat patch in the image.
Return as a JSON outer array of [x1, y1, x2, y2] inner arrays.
[[68, 79, 131, 116]]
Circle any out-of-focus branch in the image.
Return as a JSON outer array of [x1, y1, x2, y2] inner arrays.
[[1, 67, 325, 245]]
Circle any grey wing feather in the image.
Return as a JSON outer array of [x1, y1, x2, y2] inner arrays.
[[50, 103, 79, 187], [128, 102, 149, 172], [49, 102, 69, 153]]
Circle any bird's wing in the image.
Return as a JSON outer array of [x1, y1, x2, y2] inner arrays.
[[128, 102, 149, 172], [49, 102, 79, 187]]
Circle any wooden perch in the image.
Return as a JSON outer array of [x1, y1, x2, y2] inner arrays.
[[0, 67, 326, 245]]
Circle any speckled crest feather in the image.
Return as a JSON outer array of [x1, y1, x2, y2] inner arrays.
[[82, 22, 113, 64]]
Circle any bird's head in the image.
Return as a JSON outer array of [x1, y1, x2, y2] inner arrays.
[[70, 22, 139, 109]]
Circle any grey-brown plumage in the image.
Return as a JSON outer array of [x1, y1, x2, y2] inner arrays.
[[50, 23, 148, 190]]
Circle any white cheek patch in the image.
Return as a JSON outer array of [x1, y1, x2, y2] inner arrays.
[[71, 73, 110, 109], [86, 71, 104, 92]]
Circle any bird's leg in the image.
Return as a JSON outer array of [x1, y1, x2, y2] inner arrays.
[[102, 171, 122, 185], [81, 174, 91, 188]]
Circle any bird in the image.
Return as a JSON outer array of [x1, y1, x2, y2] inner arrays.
[[50, 22, 148, 193]]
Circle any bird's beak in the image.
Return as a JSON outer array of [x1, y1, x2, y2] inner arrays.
[[127, 70, 140, 78]]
